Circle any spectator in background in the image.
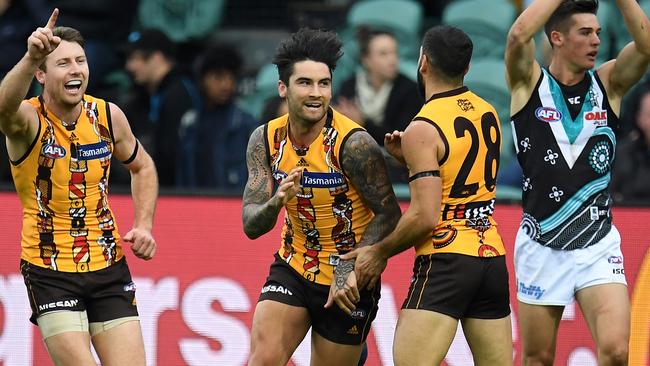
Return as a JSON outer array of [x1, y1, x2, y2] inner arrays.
[[0, 0, 49, 185], [336, 27, 421, 184], [123, 29, 200, 188], [260, 95, 288, 124], [336, 27, 422, 145], [0, 0, 49, 79], [612, 82, 650, 203], [178, 43, 259, 191], [49, 0, 138, 95]]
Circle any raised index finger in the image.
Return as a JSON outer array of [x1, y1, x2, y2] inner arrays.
[[45, 8, 59, 29]]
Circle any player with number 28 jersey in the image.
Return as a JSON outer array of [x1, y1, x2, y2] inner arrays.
[[413, 87, 506, 258]]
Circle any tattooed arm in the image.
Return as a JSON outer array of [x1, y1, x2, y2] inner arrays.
[[342, 121, 442, 289], [342, 131, 401, 248], [242, 125, 302, 239], [324, 130, 401, 311]]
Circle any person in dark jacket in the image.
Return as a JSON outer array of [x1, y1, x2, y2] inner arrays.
[[612, 83, 650, 203], [123, 29, 200, 187], [335, 27, 422, 146], [177, 43, 259, 192]]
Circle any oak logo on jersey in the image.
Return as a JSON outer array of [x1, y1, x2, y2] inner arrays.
[[77, 141, 110, 160], [535, 107, 562, 123], [584, 109, 608, 127], [301, 172, 344, 188], [41, 143, 67, 159]]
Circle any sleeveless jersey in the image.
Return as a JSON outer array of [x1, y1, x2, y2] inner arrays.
[[511, 69, 618, 250], [265, 108, 374, 285], [11, 95, 122, 272], [414, 87, 506, 258]]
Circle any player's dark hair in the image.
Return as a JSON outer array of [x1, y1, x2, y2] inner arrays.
[[272, 27, 343, 84], [421, 25, 472, 82], [544, 0, 599, 43]]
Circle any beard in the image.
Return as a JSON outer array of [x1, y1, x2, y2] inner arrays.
[[417, 70, 426, 100]]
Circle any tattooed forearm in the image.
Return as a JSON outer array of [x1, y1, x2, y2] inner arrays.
[[342, 131, 401, 246], [242, 126, 282, 239], [334, 259, 355, 290]]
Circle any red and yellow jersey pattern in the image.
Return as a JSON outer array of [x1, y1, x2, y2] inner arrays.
[[413, 87, 506, 258], [12, 95, 122, 272], [265, 108, 374, 285]]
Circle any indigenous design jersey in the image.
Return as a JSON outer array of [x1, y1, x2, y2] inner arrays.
[[511, 69, 617, 250], [265, 108, 373, 285], [11, 95, 121, 272], [414, 87, 505, 258]]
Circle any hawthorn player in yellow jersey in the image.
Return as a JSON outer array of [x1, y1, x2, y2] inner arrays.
[[0, 9, 157, 366], [343, 26, 513, 365], [243, 28, 400, 365]]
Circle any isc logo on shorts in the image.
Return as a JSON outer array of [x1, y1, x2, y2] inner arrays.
[[261, 284, 293, 296]]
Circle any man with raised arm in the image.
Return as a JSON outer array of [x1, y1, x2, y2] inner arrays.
[[505, 0, 650, 364], [242, 28, 400, 365], [0, 9, 157, 365]]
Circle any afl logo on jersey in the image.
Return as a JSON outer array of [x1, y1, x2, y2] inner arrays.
[[535, 107, 562, 123], [272, 170, 288, 184], [42, 143, 66, 159]]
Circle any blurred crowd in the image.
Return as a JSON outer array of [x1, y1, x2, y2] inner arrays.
[[0, 0, 648, 204]]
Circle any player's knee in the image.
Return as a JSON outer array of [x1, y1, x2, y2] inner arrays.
[[522, 350, 555, 366], [393, 347, 427, 366], [248, 348, 285, 366], [249, 336, 289, 366], [599, 339, 628, 365]]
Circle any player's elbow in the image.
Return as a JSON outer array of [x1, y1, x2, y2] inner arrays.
[[0, 113, 27, 138], [507, 23, 531, 49], [243, 226, 261, 240], [242, 217, 266, 240], [412, 209, 437, 234], [635, 42, 650, 58]]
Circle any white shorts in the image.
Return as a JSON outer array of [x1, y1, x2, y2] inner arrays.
[[514, 225, 627, 306]]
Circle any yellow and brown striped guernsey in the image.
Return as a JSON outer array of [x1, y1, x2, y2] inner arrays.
[[11, 95, 122, 272], [414, 86, 506, 258], [265, 108, 373, 285]]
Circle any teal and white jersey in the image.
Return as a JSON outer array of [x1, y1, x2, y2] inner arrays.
[[511, 69, 618, 250]]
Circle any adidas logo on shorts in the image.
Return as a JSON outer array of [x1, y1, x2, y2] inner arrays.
[[347, 325, 359, 335]]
